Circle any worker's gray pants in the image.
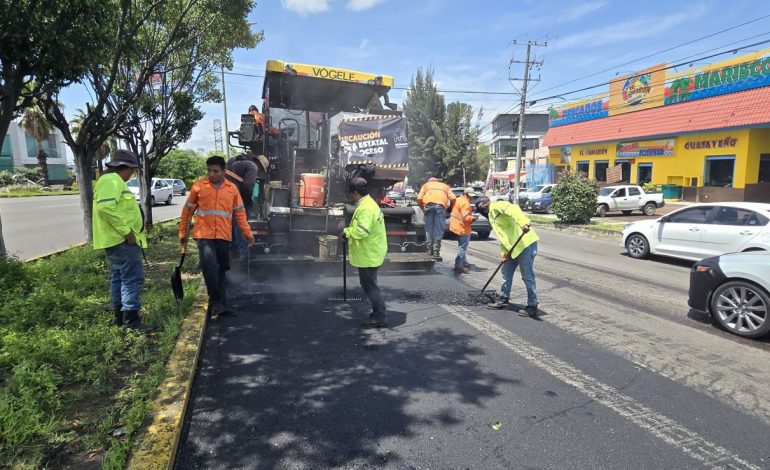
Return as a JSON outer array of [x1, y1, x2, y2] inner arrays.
[[358, 266, 386, 320], [197, 239, 230, 311]]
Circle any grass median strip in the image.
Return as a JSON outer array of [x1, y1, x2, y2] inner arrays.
[[0, 187, 79, 198], [0, 220, 201, 469], [527, 214, 624, 235]]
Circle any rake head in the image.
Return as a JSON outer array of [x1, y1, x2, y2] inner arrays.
[[328, 293, 362, 302]]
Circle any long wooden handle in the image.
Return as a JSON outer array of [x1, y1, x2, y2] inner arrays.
[[480, 230, 526, 294]]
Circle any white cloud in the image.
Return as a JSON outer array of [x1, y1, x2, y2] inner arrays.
[[552, 8, 706, 51], [280, 0, 330, 15], [346, 0, 385, 11], [559, 1, 608, 22], [359, 38, 370, 50]]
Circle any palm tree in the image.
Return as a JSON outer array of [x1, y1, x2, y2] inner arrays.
[[20, 104, 53, 186]]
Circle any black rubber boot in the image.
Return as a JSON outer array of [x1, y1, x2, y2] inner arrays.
[[114, 306, 123, 327], [123, 310, 156, 332]]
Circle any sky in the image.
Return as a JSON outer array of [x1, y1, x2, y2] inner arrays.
[[57, 0, 770, 160]]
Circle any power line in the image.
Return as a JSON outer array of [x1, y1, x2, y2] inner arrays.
[[530, 12, 770, 98]]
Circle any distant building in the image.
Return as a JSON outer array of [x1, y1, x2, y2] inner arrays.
[[490, 113, 549, 172], [0, 120, 69, 182]]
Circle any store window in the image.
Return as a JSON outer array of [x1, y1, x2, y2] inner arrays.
[[576, 161, 589, 176], [759, 154, 770, 183], [594, 160, 609, 182], [704, 156, 735, 187], [638, 163, 653, 184]]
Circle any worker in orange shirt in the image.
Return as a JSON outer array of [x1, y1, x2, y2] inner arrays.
[[449, 187, 477, 274], [417, 176, 456, 259], [179, 156, 255, 318], [248, 104, 279, 156]]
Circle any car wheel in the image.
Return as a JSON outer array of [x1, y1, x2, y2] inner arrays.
[[166, 194, 172, 205], [150, 196, 155, 206], [182, 189, 186, 196], [477, 231, 490, 240], [643, 202, 656, 216], [596, 204, 608, 217], [625, 233, 649, 259], [622, 210, 632, 215], [710, 280, 770, 338]]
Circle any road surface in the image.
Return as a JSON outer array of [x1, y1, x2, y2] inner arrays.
[[0, 195, 182, 259], [176, 228, 770, 469]]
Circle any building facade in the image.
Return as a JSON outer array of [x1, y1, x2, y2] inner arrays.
[[1, 120, 69, 182], [543, 50, 770, 202], [490, 113, 549, 172]]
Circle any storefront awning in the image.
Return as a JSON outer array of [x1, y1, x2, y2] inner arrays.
[[543, 86, 770, 147]]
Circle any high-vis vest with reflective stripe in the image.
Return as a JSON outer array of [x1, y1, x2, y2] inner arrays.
[[417, 180, 456, 209], [488, 200, 539, 259], [449, 195, 474, 236], [179, 179, 253, 242], [92, 173, 147, 249], [343, 195, 387, 268]]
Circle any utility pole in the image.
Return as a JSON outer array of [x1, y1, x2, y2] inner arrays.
[[213, 119, 223, 152], [510, 40, 546, 204], [221, 66, 230, 158]]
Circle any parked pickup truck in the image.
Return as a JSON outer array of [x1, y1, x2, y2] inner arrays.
[[596, 185, 665, 217]]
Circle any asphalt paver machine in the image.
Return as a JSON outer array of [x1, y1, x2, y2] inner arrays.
[[230, 60, 433, 273]]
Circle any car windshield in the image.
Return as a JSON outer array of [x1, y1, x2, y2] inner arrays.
[[126, 179, 138, 187], [530, 185, 545, 193], [599, 187, 616, 196]]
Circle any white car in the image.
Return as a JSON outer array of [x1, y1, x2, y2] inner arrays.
[[621, 202, 770, 261], [689, 251, 770, 338], [127, 178, 174, 206]]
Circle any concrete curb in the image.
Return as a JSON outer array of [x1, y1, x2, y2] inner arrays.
[[127, 284, 208, 470]]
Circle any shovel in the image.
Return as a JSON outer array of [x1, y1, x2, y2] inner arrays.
[[329, 238, 361, 302], [470, 230, 527, 303], [171, 216, 193, 304]]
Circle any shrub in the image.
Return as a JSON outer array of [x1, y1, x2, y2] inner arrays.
[[550, 170, 600, 224], [14, 166, 43, 182], [0, 171, 13, 187], [642, 182, 658, 193]]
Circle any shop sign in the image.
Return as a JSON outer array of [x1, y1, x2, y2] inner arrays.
[[548, 94, 609, 127], [664, 49, 770, 105], [559, 146, 572, 164], [683, 137, 738, 150], [616, 139, 675, 158], [609, 64, 666, 115], [577, 147, 609, 156]]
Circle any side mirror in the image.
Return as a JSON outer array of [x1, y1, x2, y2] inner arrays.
[[659, 215, 669, 223]]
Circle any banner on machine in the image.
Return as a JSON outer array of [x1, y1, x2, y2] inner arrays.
[[338, 116, 409, 167]]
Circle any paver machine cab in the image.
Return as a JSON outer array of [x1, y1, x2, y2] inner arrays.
[[230, 60, 432, 271]]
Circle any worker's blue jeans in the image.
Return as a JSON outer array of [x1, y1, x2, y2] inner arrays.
[[105, 242, 144, 312], [454, 235, 470, 269], [500, 241, 538, 307], [424, 204, 446, 252]]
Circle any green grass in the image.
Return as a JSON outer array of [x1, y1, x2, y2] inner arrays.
[[0, 187, 78, 198], [0, 221, 201, 469], [528, 214, 624, 233]]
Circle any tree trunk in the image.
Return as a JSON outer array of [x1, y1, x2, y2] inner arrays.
[[0, 212, 6, 255], [139, 154, 153, 230], [37, 148, 49, 186], [75, 149, 96, 242]]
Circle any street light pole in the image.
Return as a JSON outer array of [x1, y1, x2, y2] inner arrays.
[[221, 66, 230, 158]]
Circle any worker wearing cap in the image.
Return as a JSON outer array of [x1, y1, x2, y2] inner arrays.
[[179, 156, 255, 318], [92, 149, 154, 332], [341, 177, 388, 328], [449, 187, 477, 274], [417, 176, 456, 259], [475, 197, 540, 317]]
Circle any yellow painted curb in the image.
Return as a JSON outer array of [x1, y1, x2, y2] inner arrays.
[[127, 285, 209, 470]]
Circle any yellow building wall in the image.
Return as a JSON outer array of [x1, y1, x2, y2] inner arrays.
[[549, 127, 768, 188], [747, 128, 770, 184]]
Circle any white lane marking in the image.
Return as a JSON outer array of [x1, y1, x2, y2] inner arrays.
[[444, 305, 761, 470]]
